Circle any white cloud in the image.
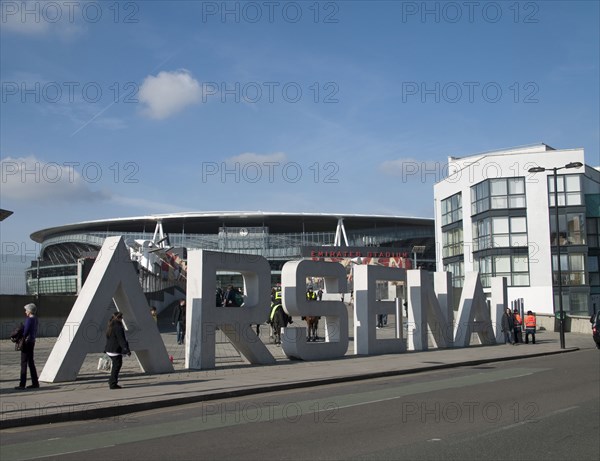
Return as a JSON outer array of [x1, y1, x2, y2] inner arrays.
[[0, 156, 111, 202], [227, 152, 287, 164], [1, 1, 85, 38], [138, 69, 201, 119]]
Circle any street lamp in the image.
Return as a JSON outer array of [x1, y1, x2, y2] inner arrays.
[[528, 161, 583, 349], [411, 245, 426, 270]]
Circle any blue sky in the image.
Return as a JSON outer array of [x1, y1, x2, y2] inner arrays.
[[1, 0, 599, 255]]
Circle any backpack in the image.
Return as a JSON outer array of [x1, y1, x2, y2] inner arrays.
[[10, 323, 25, 351], [232, 289, 245, 307]]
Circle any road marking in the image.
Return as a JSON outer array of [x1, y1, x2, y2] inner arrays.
[[2, 367, 548, 461], [455, 405, 580, 444]]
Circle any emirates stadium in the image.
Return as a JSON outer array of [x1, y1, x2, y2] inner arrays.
[[26, 212, 435, 299]]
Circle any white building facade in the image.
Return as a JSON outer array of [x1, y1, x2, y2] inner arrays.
[[434, 144, 600, 316]]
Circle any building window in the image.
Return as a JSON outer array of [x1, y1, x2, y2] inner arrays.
[[587, 217, 599, 248], [442, 227, 463, 257], [444, 260, 464, 288], [554, 291, 589, 315], [473, 216, 528, 251], [475, 254, 530, 287], [471, 178, 526, 215], [441, 193, 462, 226], [550, 212, 586, 246], [548, 174, 582, 206], [588, 256, 599, 288], [552, 253, 586, 286]]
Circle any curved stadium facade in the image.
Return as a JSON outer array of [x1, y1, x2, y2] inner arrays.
[[26, 212, 435, 295]]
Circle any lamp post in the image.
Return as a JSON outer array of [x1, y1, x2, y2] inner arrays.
[[528, 161, 583, 349], [411, 245, 426, 270]]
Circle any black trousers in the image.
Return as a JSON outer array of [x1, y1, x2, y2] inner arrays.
[[109, 355, 123, 387], [20, 342, 38, 387], [525, 328, 536, 344]]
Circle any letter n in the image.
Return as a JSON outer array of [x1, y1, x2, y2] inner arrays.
[[406, 270, 454, 351]]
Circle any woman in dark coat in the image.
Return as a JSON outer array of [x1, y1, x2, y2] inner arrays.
[[104, 312, 130, 389], [15, 303, 40, 390], [501, 307, 515, 345]]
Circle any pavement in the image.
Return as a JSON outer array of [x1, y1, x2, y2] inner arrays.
[[1, 315, 597, 430]]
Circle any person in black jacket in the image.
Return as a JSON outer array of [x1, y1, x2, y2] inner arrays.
[[104, 312, 130, 389], [172, 299, 186, 344], [501, 307, 515, 345], [14, 303, 40, 390]]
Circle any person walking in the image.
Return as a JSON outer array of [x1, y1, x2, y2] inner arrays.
[[172, 299, 186, 344], [501, 307, 515, 345], [104, 312, 131, 389], [524, 310, 537, 344], [15, 303, 40, 390]]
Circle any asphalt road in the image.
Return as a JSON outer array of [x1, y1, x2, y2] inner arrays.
[[2, 349, 598, 461]]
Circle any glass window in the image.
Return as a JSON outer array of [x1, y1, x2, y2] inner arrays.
[[551, 212, 586, 245], [587, 218, 600, 249], [566, 193, 582, 206], [569, 254, 585, 271], [493, 235, 510, 247], [472, 177, 526, 214], [442, 228, 463, 257], [475, 254, 530, 287], [513, 273, 530, 285], [491, 196, 508, 209], [552, 253, 586, 286], [569, 293, 588, 315], [508, 178, 525, 194], [548, 174, 582, 207], [513, 255, 529, 272], [565, 175, 580, 191], [441, 193, 463, 226], [493, 217, 509, 234], [490, 179, 507, 196], [444, 260, 464, 288], [511, 217, 527, 233], [588, 256, 599, 273], [509, 196, 526, 208], [494, 256, 511, 273], [473, 215, 528, 250]]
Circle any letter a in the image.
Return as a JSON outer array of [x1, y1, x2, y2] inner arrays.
[[40, 236, 173, 382]]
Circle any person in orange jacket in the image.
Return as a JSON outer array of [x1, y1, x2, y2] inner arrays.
[[524, 310, 537, 344], [513, 308, 523, 343]]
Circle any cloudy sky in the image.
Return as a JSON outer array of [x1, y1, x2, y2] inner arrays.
[[1, 0, 599, 256]]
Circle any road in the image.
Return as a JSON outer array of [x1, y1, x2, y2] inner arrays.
[[1, 349, 598, 461]]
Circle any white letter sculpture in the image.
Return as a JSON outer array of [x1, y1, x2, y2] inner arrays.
[[353, 265, 407, 355], [40, 236, 173, 383], [491, 276, 508, 342], [453, 272, 498, 347], [280, 260, 348, 360], [185, 250, 274, 369], [406, 270, 454, 351]]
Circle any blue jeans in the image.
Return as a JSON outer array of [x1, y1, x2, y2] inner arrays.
[[504, 330, 514, 344], [176, 321, 185, 344]]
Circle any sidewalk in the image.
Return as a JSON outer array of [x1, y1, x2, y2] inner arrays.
[[0, 323, 596, 429]]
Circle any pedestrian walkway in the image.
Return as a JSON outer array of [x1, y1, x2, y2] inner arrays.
[[0, 321, 595, 429]]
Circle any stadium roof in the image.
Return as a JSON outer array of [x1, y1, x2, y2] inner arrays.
[[31, 211, 434, 243]]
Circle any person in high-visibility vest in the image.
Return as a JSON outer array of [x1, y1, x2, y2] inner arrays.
[[269, 291, 291, 345], [524, 310, 537, 344], [513, 308, 523, 343]]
